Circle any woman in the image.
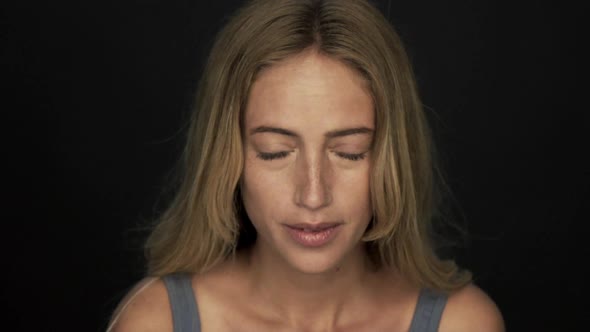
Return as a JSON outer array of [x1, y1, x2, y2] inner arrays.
[[108, 0, 504, 331]]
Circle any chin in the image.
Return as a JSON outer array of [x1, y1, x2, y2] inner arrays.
[[280, 245, 357, 275], [254, 224, 367, 275], [294, 258, 339, 275]]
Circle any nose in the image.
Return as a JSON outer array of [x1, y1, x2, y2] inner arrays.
[[294, 152, 332, 211]]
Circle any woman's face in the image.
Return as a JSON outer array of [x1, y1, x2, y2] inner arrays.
[[241, 50, 374, 274]]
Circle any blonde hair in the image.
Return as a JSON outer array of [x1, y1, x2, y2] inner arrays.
[[145, 0, 471, 291]]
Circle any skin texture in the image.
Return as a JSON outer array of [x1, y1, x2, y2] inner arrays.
[[108, 49, 505, 332], [241, 48, 375, 276], [235, 48, 384, 330]]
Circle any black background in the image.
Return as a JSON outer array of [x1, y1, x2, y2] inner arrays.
[[3, 0, 586, 331]]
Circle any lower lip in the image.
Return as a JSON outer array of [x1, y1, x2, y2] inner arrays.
[[284, 225, 341, 247]]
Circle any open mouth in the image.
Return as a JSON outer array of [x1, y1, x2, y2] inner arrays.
[[284, 223, 342, 247], [286, 222, 341, 232], [288, 226, 333, 232]]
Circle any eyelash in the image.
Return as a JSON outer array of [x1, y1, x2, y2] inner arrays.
[[257, 151, 291, 161], [336, 152, 366, 161], [257, 151, 366, 161]]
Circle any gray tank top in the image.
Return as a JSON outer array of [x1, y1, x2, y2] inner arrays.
[[162, 273, 447, 332]]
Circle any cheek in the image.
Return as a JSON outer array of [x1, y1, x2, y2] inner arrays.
[[241, 157, 290, 226], [336, 168, 372, 218]]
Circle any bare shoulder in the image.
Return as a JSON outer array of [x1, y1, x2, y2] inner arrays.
[[439, 283, 505, 332], [106, 276, 173, 332]]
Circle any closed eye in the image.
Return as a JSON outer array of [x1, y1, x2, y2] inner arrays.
[[335, 152, 366, 161], [257, 151, 366, 161], [257, 151, 291, 161]]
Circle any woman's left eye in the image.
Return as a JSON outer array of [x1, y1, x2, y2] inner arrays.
[[335, 152, 366, 161]]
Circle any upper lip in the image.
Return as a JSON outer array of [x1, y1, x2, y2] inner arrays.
[[285, 222, 342, 231]]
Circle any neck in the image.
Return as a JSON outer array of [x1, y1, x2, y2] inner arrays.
[[244, 241, 377, 330]]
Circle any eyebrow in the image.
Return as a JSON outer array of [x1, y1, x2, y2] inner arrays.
[[249, 126, 374, 138]]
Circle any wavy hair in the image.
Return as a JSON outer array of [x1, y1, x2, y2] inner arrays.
[[144, 0, 471, 291]]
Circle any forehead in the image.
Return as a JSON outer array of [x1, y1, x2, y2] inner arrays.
[[245, 51, 374, 129]]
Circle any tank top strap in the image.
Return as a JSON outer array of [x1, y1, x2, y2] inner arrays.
[[408, 288, 448, 332], [162, 273, 201, 332]]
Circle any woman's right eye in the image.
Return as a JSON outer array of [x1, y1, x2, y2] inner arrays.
[[257, 151, 291, 161]]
